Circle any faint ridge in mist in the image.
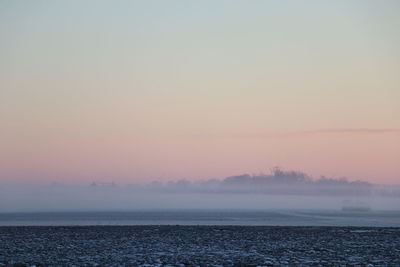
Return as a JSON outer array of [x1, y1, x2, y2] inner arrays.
[[141, 168, 396, 197], [0, 168, 399, 212]]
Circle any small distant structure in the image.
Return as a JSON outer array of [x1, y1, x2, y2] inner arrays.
[[341, 200, 371, 212]]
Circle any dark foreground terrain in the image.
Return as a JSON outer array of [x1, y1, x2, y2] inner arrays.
[[0, 226, 399, 267]]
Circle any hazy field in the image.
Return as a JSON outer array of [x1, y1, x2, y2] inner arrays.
[[0, 209, 399, 227]]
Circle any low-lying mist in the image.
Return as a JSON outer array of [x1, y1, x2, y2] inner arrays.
[[1, 169, 399, 212]]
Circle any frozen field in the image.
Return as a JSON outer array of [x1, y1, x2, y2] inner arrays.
[[1, 210, 399, 266], [0, 225, 399, 266], [0, 210, 399, 227]]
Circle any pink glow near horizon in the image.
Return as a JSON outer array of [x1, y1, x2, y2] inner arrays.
[[1, 131, 399, 185]]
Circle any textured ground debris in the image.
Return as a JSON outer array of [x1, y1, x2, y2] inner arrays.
[[0, 226, 399, 266]]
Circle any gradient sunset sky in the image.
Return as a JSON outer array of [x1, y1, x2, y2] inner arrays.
[[1, 0, 399, 184]]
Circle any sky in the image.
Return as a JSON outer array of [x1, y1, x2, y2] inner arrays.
[[0, 0, 399, 185]]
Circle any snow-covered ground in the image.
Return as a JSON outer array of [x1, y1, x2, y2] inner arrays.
[[0, 226, 399, 266]]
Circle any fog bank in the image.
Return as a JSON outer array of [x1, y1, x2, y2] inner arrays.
[[1, 169, 399, 212]]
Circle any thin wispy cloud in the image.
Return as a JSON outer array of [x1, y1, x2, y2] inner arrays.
[[222, 128, 400, 139], [300, 128, 400, 134]]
